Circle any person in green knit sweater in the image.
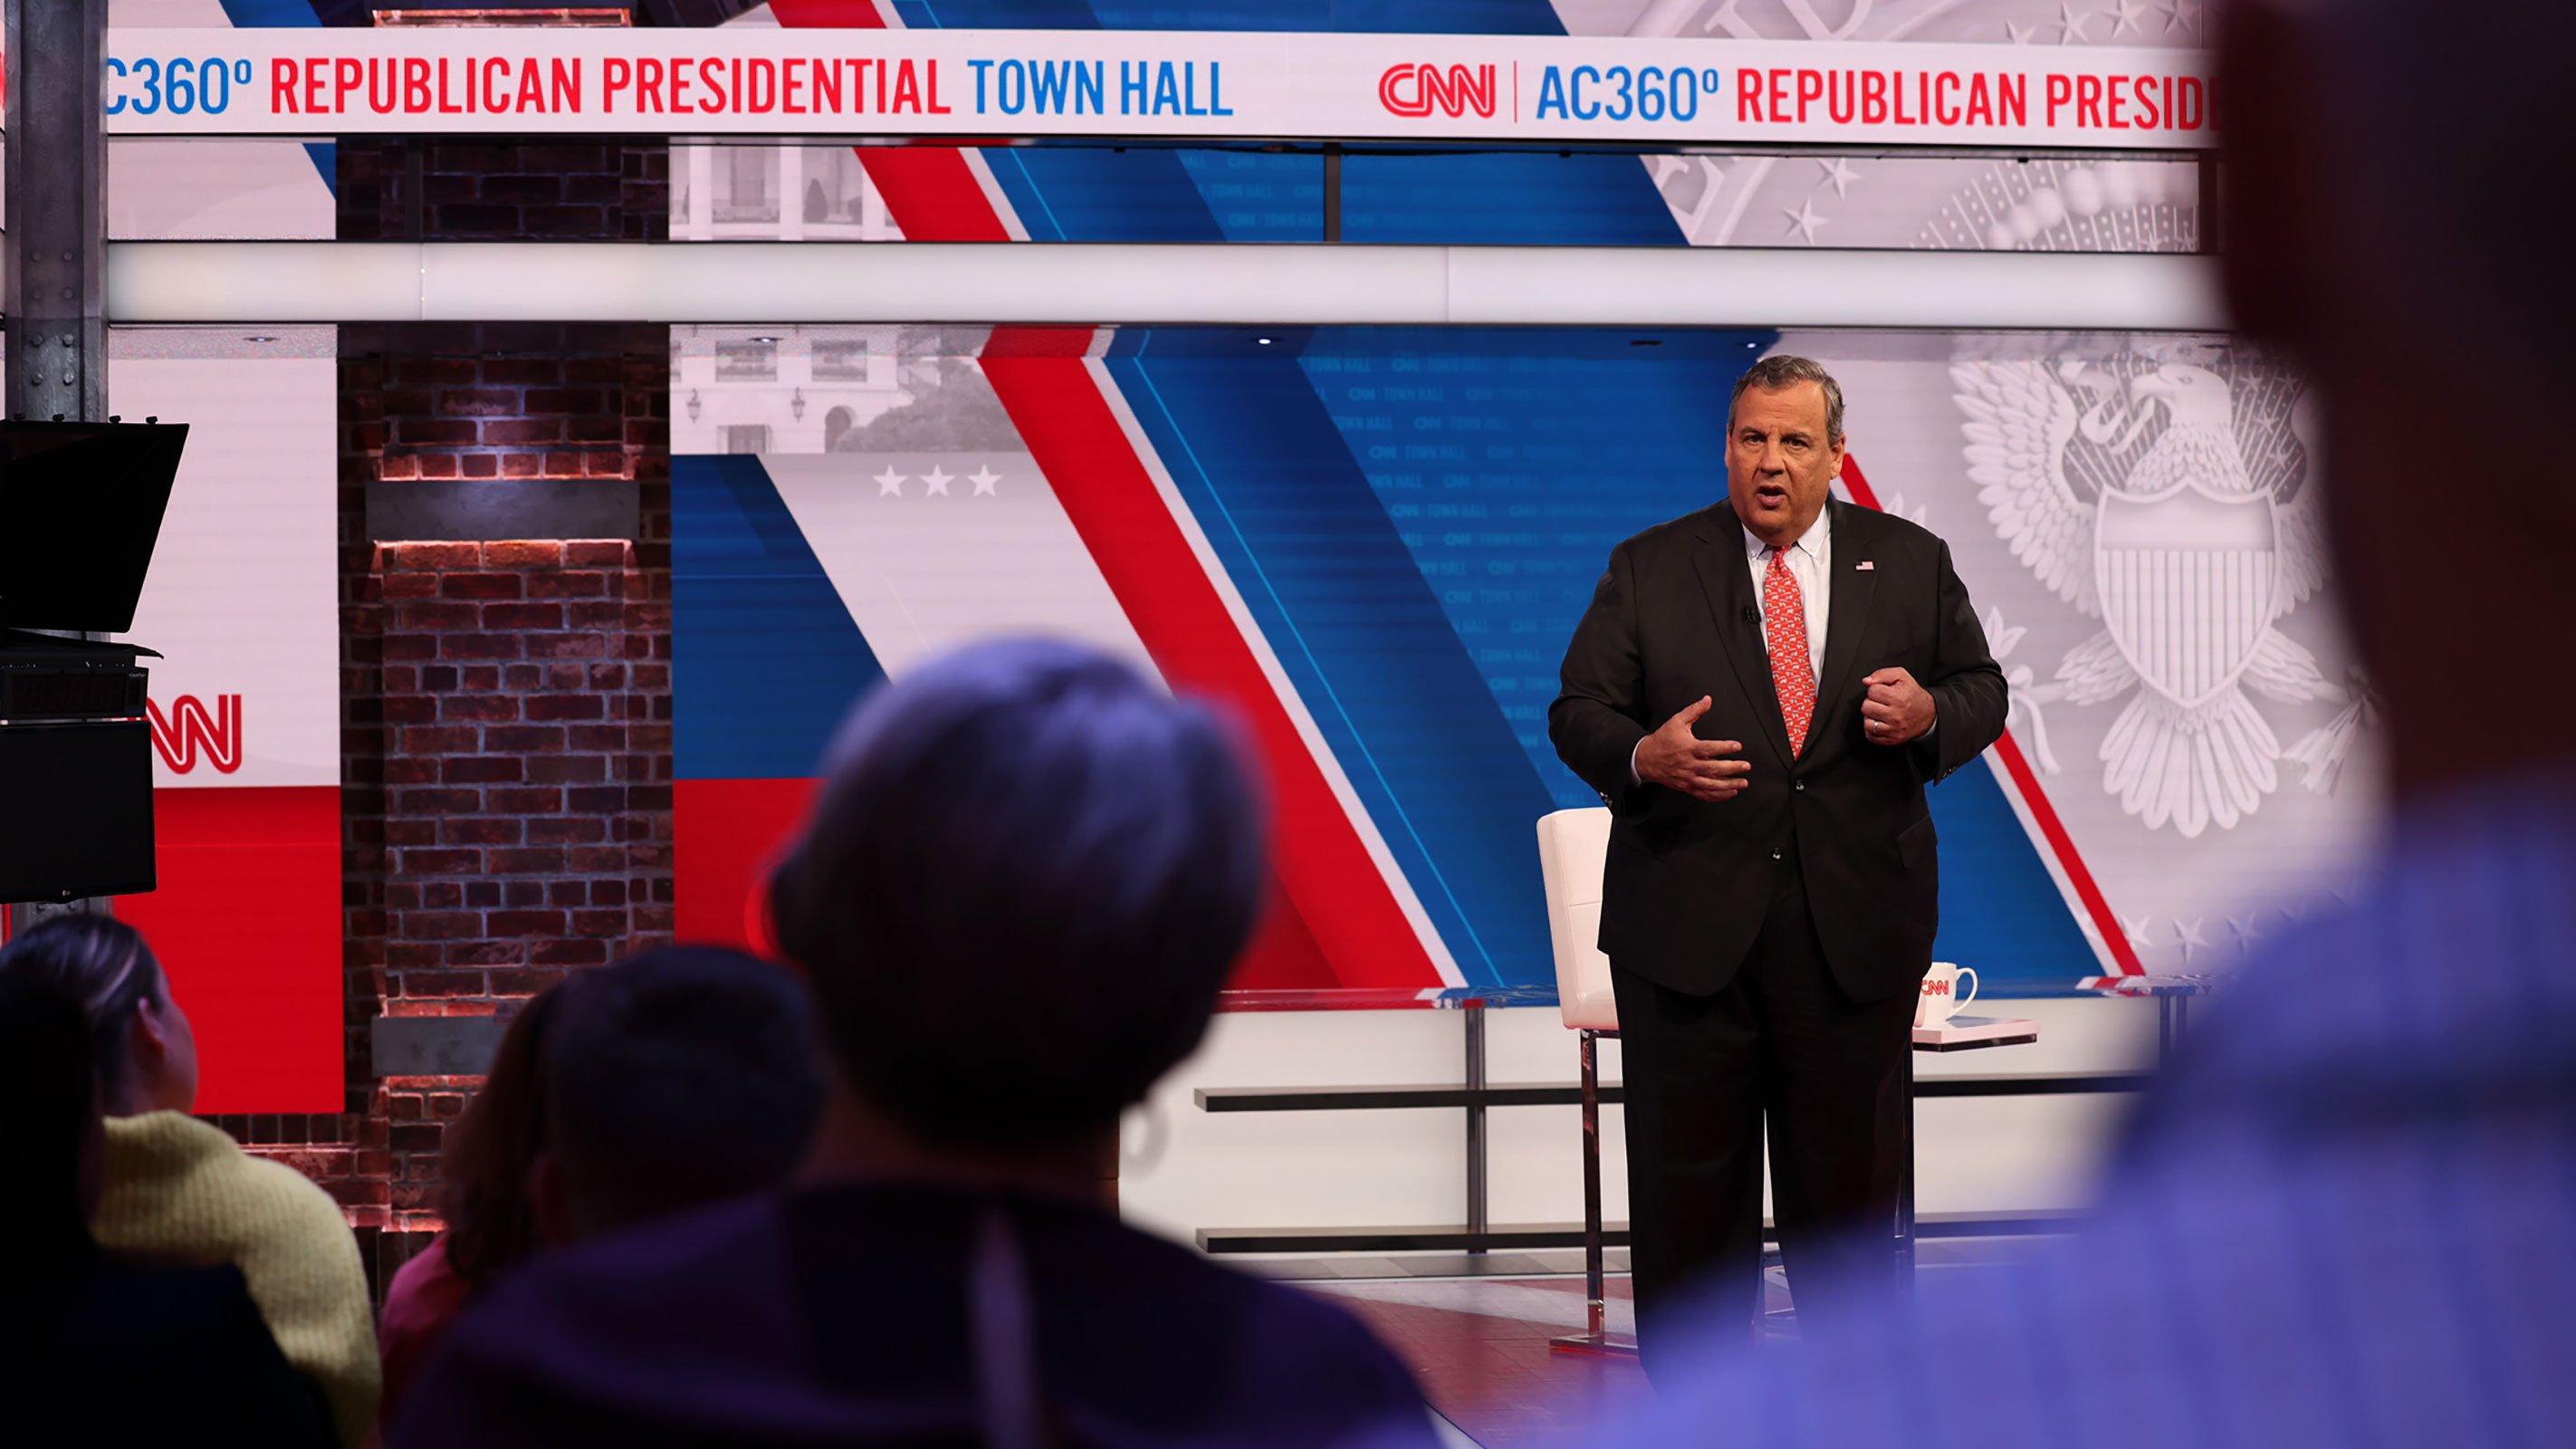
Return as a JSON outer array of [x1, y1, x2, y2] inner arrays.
[[0, 915, 379, 1447]]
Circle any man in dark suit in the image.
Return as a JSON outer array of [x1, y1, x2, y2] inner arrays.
[[1550, 355, 2006, 1363]]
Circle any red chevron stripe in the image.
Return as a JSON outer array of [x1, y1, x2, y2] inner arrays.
[[1839, 454, 2142, 974], [769, 3, 1440, 991], [978, 349, 1443, 989]]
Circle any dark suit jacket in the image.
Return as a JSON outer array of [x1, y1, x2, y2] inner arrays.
[[1550, 498, 2007, 1003]]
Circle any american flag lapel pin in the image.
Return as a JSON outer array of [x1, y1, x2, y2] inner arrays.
[[1855, 560, 1875, 571]]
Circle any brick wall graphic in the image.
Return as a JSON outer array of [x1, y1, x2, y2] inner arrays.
[[261, 325, 673, 1253], [359, 537, 671, 986], [181, 136, 674, 1286], [373, 348, 641, 485]]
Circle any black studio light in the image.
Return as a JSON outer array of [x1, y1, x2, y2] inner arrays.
[[0, 420, 187, 903]]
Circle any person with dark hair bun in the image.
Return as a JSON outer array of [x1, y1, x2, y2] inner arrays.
[[0, 972, 334, 1448], [0, 915, 378, 1446], [397, 639, 1440, 1449]]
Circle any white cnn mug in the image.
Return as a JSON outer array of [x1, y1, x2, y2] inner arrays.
[[1916, 962, 1979, 1028]]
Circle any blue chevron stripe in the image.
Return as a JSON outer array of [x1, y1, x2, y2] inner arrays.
[[672, 456, 886, 782]]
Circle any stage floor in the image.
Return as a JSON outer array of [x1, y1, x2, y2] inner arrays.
[[1259, 1238, 2058, 1446], [1314, 1272, 1647, 1447]]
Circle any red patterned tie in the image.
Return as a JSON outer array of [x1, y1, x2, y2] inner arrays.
[[1764, 547, 1815, 755]]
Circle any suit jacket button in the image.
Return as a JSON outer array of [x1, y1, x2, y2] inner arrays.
[[1769, 847, 1784, 861], [1793, 779, 1805, 792]]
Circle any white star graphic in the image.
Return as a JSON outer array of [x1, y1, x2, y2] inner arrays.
[[2121, 914, 2154, 950], [922, 466, 954, 497], [2226, 914, 2265, 949], [2059, 0, 2093, 41], [2005, 20, 2035, 43], [2152, 0, 2203, 34], [874, 466, 905, 497], [2172, 917, 2207, 962], [1782, 198, 1827, 244], [967, 465, 1001, 496], [1815, 158, 1860, 198], [2105, 0, 2148, 34]]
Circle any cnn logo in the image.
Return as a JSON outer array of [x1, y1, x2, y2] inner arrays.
[[148, 695, 244, 774], [1378, 62, 1496, 119]]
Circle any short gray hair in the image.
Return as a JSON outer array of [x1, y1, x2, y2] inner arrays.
[[771, 638, 1263, 1147], [1729, 354, 1844, 442]]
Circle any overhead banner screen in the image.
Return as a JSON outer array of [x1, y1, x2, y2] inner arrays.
[[100, 29, 2213, 149]]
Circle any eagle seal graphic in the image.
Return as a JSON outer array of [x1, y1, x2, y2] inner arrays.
[[1953, 356, 2370, 837]]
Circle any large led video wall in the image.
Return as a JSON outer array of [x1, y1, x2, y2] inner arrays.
[[94, 0, 2362, 1116], [672, 322, 2377, 1001]]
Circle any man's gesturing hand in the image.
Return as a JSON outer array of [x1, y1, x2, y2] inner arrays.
[[1861, 667, 1937, 745], [1636, 696, 1751, 802]]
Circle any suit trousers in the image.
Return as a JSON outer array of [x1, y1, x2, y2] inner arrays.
[[1610, 856, 1915, 1371]]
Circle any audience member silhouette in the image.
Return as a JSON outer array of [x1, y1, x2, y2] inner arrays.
[[0, 971, 333, 1448], [1607, 1, 2576, 1442], [0, 914, 379, 1445], [384, 949, 819, 1425], [377, 984, 566, 1425], [526, 945, 824, 1244], [396, 639, 1439, 1448]]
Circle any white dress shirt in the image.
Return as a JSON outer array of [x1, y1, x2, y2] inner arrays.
[[1745, 507, 1831, 684]]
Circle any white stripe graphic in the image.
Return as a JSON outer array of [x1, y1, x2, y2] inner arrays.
[[958, 150, 1035, 243], [1081, 357, 1470, 989], [913, 144, 1468, 986], [764, 450, 1165, 690], [1979, 742, 2121, 974], [767, 124, 1465, 986]]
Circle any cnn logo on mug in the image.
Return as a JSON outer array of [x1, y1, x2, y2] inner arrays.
[[1916, 962, 1978, 1028]]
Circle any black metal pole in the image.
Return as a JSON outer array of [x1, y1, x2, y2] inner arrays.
[[3, 0, 111, 936], [1322, 143, 1343, 243], [5, 0, 107, 425], [2196, 149, 2221, 253], [1464, 1002, 1487, 1251], [1897, 1047, 1917, 1282], [1580, 1029, 1604, 1339]]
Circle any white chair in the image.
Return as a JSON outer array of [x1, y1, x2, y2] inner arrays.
[[1536, 806, 1617, 1032], [1534, 807, 1633, 1354]]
